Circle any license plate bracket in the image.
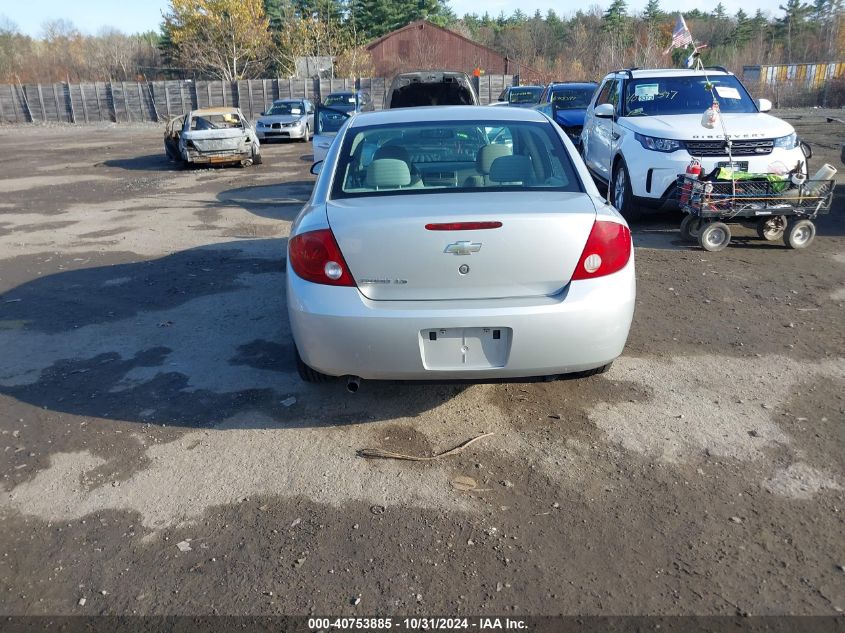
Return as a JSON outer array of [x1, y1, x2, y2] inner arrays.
[[421, 327, 511, 370]]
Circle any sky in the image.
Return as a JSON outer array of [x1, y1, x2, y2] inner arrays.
[[2, 0, 781, 37]]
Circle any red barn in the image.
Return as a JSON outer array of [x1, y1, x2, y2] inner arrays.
[[366, 20, 524, 79]]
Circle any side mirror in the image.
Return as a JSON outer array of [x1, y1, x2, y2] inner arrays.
[[594, 103, 616, 119], [756, 98, 772, 112], [260, 111, 266, 116], [310, 161, 323, 176]]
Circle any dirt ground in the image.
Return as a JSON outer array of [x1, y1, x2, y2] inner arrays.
[[0, 109, 843, 619]]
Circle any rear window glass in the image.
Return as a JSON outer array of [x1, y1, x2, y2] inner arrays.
[[330, 120, 583, 199], [190, 113, 243, 130], [549, 87, 596, 109], [508, 87, 542, 104], [325, 94, 356, 105]]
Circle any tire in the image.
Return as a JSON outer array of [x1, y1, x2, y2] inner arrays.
[[575, 362, 613, 378], [252, 146, 263, 165], [611, 160, 641, 222], [698, 221, 731, 252], [784, 219, 816, 249], [301, 125, 310, 143], [679, 215, 703, 242], [756, 215, 786, 241], [295, 347, 334, 383]]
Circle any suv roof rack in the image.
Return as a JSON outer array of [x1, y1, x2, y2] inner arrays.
[[609, 68, 638, 79]]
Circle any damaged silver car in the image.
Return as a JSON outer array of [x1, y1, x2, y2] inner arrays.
[[164, 107, 262, 167]]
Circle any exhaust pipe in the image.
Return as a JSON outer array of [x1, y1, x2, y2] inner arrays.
[[346, 376, 361, 393]]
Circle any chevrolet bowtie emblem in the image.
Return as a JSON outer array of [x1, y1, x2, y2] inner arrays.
[[444, 241, 482, 255]]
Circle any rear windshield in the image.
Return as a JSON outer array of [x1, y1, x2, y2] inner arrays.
[[190, 113, 243, 130], [325, 93, 356, 106], [623, 75, 757, 116], [330, 120, 583, 199], [549, 86, 596, 109], [508, 87, 542, 104]]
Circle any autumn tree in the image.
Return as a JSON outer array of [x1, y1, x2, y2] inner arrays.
[[163, 0, 272, 80]]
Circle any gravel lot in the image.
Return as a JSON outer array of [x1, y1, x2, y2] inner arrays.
[[0, 111, 843, 617]]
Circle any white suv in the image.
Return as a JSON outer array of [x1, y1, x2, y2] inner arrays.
[[580, 67, 808, 219]]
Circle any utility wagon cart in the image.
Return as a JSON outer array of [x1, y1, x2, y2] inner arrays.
[[676, 174, 834, 252]]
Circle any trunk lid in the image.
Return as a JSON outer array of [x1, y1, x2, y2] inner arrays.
[[326, 192, 597, 301], [183, 128, 247, 152]]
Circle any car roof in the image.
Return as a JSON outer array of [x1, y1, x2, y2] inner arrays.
[[547, 82, 598, 89], [508, 85, 543, 89], [274, 98, 305, 103], [327, 91, 355, 96], [191, 107, 242, 115], [607, 68, 732, 79], [348, 105, 547, 128]]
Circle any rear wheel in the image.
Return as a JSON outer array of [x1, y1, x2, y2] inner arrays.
[[611, 160, 641, 222], [756, 215, 786, 241], [784, 219, 815, 249], [698, 221, 731, 252], [295, 347, 334, 383], [679, 215, 702, 242]]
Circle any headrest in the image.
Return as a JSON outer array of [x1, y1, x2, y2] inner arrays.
[[477, 144, 512, 174], [365, 158, 412, 189], [374, 145, 411, 163], [489, 155, 533, 184]]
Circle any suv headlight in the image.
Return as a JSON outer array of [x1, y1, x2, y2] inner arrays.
[[635, 133, 683, 153], [773, 132, 798, 149]]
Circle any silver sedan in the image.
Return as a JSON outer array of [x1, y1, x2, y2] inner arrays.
[[287, 106, 635, 386]]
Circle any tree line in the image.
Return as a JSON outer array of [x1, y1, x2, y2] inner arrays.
[[0, 0, 842, 83]]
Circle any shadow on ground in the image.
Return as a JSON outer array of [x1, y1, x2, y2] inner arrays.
[[0, 238, 462, 429], [217, 181, 313, 220], [100, 154, 181, 172]]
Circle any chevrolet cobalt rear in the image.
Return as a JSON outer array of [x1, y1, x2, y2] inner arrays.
[[287, 106, 635, 384]]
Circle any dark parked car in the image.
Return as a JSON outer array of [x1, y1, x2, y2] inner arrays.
[[534, 82, 599, 148], [323, 90, 373, 112], [495, 85, 544, 107]]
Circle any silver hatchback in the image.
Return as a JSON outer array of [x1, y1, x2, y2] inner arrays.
[[287, 106, 635, 385]]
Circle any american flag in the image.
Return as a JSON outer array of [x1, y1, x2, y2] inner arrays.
[[663, 14, 693, 54]]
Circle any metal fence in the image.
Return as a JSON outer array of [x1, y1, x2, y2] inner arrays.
[[0, 74, 515, 124], [742, 62, 845, 107]]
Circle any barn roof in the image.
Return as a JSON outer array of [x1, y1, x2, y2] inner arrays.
[[366, 20, 509, 62]]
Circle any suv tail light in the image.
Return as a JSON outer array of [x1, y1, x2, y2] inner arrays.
[[571, 220, 632, 280], [288, 229, 355, 286]]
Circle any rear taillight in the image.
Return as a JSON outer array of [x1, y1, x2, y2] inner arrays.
[[571, 220, 632, 280], [288, 229, 355, 286]]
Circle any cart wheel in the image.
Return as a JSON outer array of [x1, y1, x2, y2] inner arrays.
[[698, 221, 731, 252], [784, 219, 816, 249], [756, 215, 786, 241], [680, 215, 703, 242]]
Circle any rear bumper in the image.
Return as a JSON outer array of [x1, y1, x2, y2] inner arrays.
[[287, 259, 636, 380], [184, 149, 249, 164]]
